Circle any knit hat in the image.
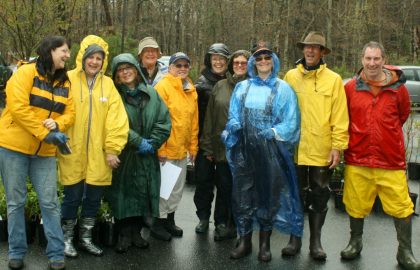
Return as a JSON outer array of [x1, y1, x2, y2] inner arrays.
[[137, 37, 162, 56], [82, 44, 105, 68]]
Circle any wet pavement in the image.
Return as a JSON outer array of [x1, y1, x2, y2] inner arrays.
[[0, 180, 419, 270]]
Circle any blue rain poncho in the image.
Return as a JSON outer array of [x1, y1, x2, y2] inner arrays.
[[222, 52, 303, 237]]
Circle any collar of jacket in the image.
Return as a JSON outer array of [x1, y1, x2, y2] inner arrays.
[[355, 65, 405, 92], [226, 71, 247, 86], [201, 67, 225, 83], [296, 60, 326, 77], [166, 73, 194, 92]]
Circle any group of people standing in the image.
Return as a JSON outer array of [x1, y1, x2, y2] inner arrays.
[[0, 30, 418, 270]]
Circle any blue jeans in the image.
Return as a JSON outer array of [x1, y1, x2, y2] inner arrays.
[[61, 180, 105, 219], [0, 147, 64, 261]]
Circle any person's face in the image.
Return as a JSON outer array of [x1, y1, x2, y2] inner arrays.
[[51, 44, 70, 70], [232, 55, 248, 77], [116, 64, 137, 87], [169, 59, 190, 79], [210, 54, 227, 75], [255, 54, 273, 75], [140, 47, 159, 67], [362, 47, 385, 80], [84, 52, 104, 78], [303, 44, 323, 67]]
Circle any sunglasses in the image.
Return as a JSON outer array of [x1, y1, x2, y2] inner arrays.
[[255, 55, 272, 62], [233, 61, 248, 67], [174, 63, 190, 69]]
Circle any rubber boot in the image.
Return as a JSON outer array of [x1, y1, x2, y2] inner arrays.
[[150, 218, 172, 241], [308, 208, 327, 260], [131, 223, 149, 249], [258, 231, 272, 262], [281, 235, 302, 256], [115, 222, 131, 254], [230, 233, 252, 259], [78, 217, 103, 256], [394, 216, 420, 270], [164, 212, 183, 237], [341, 217, 364, 260], [62, 219, 78, 258]]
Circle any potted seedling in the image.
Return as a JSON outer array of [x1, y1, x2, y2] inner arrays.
[[96, 200, 116, 247], [0, 184, 8, 241]]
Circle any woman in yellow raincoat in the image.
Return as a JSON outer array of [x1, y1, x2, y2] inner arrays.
[[57, 35, 129, 258]]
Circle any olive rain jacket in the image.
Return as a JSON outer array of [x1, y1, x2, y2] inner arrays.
[[106, 53, 171, 219], [58, 35, 129, 186], [200, 51, 250, 163], [155, 73, 198, 160], [344, 65, 411, 169], [284, 60, 349, 166], [0, 62, 75, 156]]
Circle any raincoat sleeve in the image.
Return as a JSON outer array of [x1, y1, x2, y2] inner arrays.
[[189, 91, 199, 156], [6, 65, 50, 140], [149, 92, 171, 149], [104, 86, 129, 155], [271, 82, 300, 144], [155, 82, 169, 158], [200, 91, 216, 157], [223, 82, 245, 149], [55, 82, 75, 132], [330, 77, 349, 150], [397, 84, 411, 125]]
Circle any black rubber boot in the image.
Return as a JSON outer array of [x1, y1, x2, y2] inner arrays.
[[308, 208, 327, 260], [258, 231, 272, 262], [394, 216, 420, 270], [230, 233, 252, 259], [341, 217, 364, 260], [62, 219, 78, 258], [78, 217, 103, 256], [164, 212, 183, 237], [281, 234, 302, 256], [115, 222, 131, 254], [150, 218, 172, 241]]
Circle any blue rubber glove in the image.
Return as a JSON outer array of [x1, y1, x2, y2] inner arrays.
[[137, 139, 154, 154], [44, 131, 69, 145], [220, 130, 229, 144], [258, 128, 275, 140], [230, 123, 241, 134]]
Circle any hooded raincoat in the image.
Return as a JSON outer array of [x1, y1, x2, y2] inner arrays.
[[106, 53, 171, 219], [223, 53, 303, 236], [58, 35, 129, 186], [284, 60, 349, 166]]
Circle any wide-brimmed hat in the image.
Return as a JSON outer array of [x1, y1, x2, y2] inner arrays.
[[137, 37, 162, 56], [297, 31, 331, 55]]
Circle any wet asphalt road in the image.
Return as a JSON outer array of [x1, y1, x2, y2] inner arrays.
[[0, 180, 419, 270]]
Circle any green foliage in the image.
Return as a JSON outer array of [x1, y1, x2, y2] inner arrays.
[[0, 184, 7, 220], [332, 64, 356, 80], [25, 182, 40, 219], [97, 200, 113, 222]]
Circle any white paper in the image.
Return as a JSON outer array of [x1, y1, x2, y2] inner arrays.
[[160, 162, 182, 200]]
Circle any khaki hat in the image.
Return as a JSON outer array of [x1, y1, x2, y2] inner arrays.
[[137, 37, 162, 56], [297, 31, 331, 55]]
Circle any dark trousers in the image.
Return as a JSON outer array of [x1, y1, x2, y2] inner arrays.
[[61, 180, 105, 219], [193, 151, 216, 221], [214, 162, 234, 227]]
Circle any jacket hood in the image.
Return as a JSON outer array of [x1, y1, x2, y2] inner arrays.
[[227, 50, 251, 75], [111, 53, 147, 83], [247, 52, 281, 86], [355, 65, 406, 90], [75, 35, 109, 72], [204, 43, 231, 69]]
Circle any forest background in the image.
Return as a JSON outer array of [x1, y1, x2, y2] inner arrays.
[[0, 0, 419, 80]]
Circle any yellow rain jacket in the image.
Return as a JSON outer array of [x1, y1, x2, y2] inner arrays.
[[0, 63, 75, 156], [284, 63, 349, 166], [154, 73, 198, 160], [58, 35, 129, 186]]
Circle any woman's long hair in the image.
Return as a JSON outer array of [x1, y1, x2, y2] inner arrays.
[[36, 35, 71, 87]]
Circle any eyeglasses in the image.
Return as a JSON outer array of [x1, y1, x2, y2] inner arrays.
[[255, 55, 272, 62], [174, 63, 190, 69], [116, 66, 134, 73], [304, 44, 322, 50], [233, 61, 248, 67]]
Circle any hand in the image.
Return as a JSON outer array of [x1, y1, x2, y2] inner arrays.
[[258, 128, 275, 140], [189, 154, 196, 165], [221, 130, 229, 144], [44, 131, 68, 145], [107, 154, 120, 169], [205, 155, 214, 162], [43, 118, 58, 131], [159, 156, 167, 165], [230, 123, 241, 134], [328, 149, 341, 169], [137, 139, 154, 154]]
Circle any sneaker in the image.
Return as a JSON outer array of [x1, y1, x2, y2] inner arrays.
[[195, 220, 209, 233], [8, 259, 24, 270], [214, 224, 237, 241], [48, 260, 65, 270]]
